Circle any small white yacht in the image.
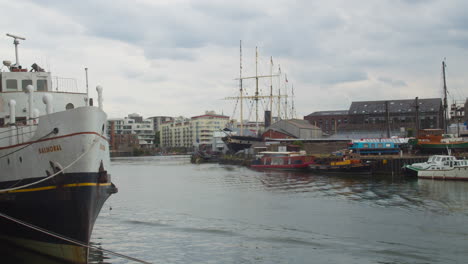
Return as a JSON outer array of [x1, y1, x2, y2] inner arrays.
[[404, 155, 468, 180]]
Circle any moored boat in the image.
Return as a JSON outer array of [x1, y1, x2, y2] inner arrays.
[[222, 134, 263, 153], [409, 129, 468, 154], [309, 158, 372, 174], [403, 155, 468, 180], [0, 34, 117, 263], [251, 151, 314, 170]]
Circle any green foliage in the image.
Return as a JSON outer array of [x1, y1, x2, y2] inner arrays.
[[154, 131, 161, 147], [292, 140, 304, 149]]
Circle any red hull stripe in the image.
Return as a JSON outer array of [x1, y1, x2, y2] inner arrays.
[[0, 132, 107, 151]]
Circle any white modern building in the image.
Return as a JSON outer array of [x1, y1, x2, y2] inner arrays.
[[160, 111, 230, 149], [108, 114, 155, 148], [160, 117, 192, 148]]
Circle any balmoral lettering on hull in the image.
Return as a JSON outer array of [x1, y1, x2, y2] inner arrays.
[[38, 145, 62, 154]]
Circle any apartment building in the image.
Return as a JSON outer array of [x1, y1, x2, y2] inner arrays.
[[108, 114, 155, 149], [160, 118, 192, 148], [160, 111, 230, 149]]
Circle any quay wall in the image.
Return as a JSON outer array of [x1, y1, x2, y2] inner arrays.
[[204, 153, 436, 177]]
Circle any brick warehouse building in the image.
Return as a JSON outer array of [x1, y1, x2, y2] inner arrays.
[[304, 98, 444, 136], [304, 110, 349, 136]]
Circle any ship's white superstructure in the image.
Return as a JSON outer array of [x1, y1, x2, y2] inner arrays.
[[0, 33, 116, 264]]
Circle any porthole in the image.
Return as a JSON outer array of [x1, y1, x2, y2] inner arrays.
[[66, 103, 75, 110]]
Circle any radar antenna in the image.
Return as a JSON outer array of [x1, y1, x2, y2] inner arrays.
[[6, 33, 26, 68]]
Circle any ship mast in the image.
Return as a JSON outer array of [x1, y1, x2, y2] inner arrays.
[[240, 40, 244, 136], [269, 57, 274, 113], [226, 46, 281, 133], [442, 60, 448, 134], [284, 74, 288, 119], [291, 84, 296, 119], [255, 47, 259, 132], [277, 65, 282, 121]]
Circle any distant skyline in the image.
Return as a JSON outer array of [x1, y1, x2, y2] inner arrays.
[[1, 0, 467, 119]]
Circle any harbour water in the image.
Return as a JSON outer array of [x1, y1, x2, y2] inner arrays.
[[89, 155, 468, 264]]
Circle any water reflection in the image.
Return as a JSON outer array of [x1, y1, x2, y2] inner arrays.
[[89, 242, 111, 264], [240, 168, 468, 214], [417, 179, 468, 214], [89, 156, 468, 264]]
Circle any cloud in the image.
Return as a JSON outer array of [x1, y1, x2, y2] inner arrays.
[[378, 77, 407, 87], [3, 0, 467, 120]]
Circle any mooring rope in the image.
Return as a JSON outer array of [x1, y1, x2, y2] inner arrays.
[[0, 212, 152, 264], [0, 128, 57, 160], [0, 133, 99, 193]]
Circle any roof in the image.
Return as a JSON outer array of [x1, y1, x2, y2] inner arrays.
[[265, 119, 322, 139], [191, 114, 229, 119], [349, 98, 442, 115], [264, 127, 297, 138], [305, 110, 349, 116], [281, 119, 320, 129]]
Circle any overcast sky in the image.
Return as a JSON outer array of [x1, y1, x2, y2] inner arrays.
[[1, 0, 467, 120]]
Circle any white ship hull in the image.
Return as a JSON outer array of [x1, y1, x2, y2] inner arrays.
[[418, 167, 468, 180], [0, 106, 117, 263]]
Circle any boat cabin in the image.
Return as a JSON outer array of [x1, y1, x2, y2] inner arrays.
[[0, 35, 89, 127], [253, 151, 313, 166], [0, 68, 89, 127], [348, 141, 400, 155], [0, 71, 51, 93]]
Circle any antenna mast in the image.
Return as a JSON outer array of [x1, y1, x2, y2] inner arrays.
[[6, 33, 26, 67]]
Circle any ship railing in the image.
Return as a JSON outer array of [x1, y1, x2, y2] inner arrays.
[[0, 123, 39, 147], [52, 76, 85, 94]]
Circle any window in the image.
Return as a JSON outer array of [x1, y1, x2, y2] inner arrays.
[[377, 143, 383, 148], [363, 144, 369, 148], [385, 143, 391, 148], [6, 79, 18, 90], [22, 80, 33, 90], [37, 79, 48, 91]]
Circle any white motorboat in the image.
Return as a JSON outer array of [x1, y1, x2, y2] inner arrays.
[[404, 155, 468, 180]]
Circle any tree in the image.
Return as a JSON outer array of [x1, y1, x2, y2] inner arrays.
[[154, 131, 161, 147]]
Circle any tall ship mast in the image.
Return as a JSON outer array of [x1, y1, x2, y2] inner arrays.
[[223, 43, 284, 153], [409, 59, 468, 154], [442, 60, 448, 134], [0, 34, 117, 263]]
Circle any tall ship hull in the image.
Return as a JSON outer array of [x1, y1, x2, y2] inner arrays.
[[0, 34, 117, 263], [222, 135, 263, 153]]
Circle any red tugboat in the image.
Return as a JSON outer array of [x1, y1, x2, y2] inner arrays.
[[251, 151, 315, 170]]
